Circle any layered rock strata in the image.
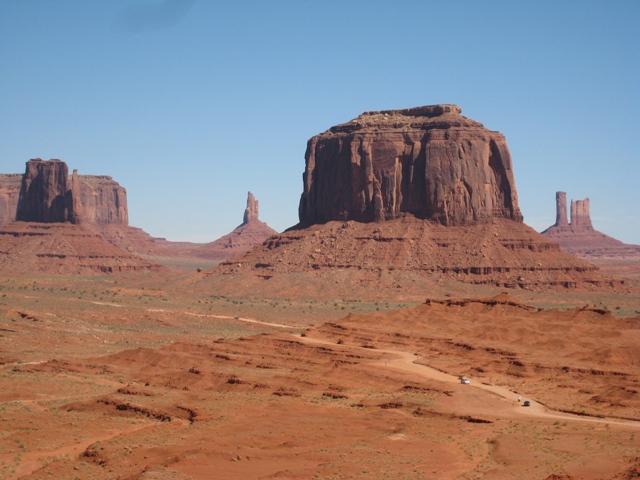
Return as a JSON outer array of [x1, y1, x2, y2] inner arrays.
[[0, 222, 161, 275], [195, 192, 278, 261], [206, 217, 617, 296], [0, 159, 160, 274], [298, 104, 522, 227], [202, 105, 626, 294]]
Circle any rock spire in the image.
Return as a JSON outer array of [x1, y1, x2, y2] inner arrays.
[[542, 191, 640, 260], [243, 192, 259, 225], [555, 191, 569, 227]]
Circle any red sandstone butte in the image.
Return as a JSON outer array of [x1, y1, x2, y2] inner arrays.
[[0, 160, 129, 227], [298, 104, 522, 227], [16, 159, 79, 224], [204, 106, 623, 292]]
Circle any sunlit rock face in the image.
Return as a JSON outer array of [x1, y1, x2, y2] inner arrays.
[[1, 160, 129, 226], [298, 104, 523, 227]]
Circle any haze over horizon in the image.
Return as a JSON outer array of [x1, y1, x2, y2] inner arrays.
[[1, 1, 638, 244]]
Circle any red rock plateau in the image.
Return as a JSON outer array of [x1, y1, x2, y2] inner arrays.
[[192, 192, 278, 261], [1, 159, 128, 227], [206, 105, 626, 295], [542, 192, 640, 280], [299, 104, 522, 226], [0, 159, 160, 274], [0, 160, 208, 267], [1, 283, 639, 479]]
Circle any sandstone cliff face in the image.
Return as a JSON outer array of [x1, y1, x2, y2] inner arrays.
[[0, 162, 129, 226], [77, 175, 129, 225], [298, 104, 523, 227], [570, 199, 592, 228], [16, 159, 78, 224], [0, 174, 21, 226]]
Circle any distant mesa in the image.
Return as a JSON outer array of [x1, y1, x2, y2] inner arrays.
[[193, 192, 278, 261], [202, 105, 624, 294], [541, 191, 640, 256], [298, 104, 522, 227], [0, 159, 160, 275], [1, 158, 129, 227]]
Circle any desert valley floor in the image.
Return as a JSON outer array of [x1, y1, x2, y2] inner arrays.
[[1, 265, 639, 480]]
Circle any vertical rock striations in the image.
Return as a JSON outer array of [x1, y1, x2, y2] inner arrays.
[[555, 191, 569, 227], [243, 192, 259, 225], [570, 199, 592, 228], [1, 161, 129, 227], [16, 159, 79, 224], [76, 175, 129, 225], [298, 104, 523, 227], [0, 174, 21, 226]]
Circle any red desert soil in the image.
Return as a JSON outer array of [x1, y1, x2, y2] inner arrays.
[[0, 222, 161, 275], [1, 275, 639, 480], [198, 217, 633, 302]]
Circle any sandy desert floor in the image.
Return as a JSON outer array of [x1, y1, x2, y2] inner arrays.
[[1, 271, 639, 479]]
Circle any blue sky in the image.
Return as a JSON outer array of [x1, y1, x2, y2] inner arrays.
[[1, 0, 639, 243]]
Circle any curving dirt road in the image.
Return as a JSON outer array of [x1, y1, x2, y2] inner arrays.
[[183, 312, 640, 429], [296, 333, 640, 429]]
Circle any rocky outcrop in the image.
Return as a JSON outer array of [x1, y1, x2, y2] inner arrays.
[[298, 104, 523, 227], [570, 198, 592, 228], [555, 192, 569, 227], [76, 175, 129, 225], [194, 192, 278, 261], [0, 161, 129, 226], [0, 174, 21, 226], [542, 192, 640, 260], [16, 159, 78, 223], [201, 105, 628, 294], [243, 192, 259, 224], [0, 222, 161, 275]]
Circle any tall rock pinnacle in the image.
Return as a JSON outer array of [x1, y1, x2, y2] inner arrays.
[[243, 191, 259, 225], [298, 104, 522, 227], [555, 191, 569, 227]]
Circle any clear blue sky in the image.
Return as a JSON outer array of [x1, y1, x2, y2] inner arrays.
[[1, 0, 639, 244]]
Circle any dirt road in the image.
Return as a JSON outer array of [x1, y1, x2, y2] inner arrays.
[[297, 334, 640, 429]]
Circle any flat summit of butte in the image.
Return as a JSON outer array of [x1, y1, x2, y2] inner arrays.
[[0, 159, 159, 274], [204, 104, 622, 295]]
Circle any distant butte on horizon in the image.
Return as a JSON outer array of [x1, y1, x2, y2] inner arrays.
[[541, 191, 640, 259]]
